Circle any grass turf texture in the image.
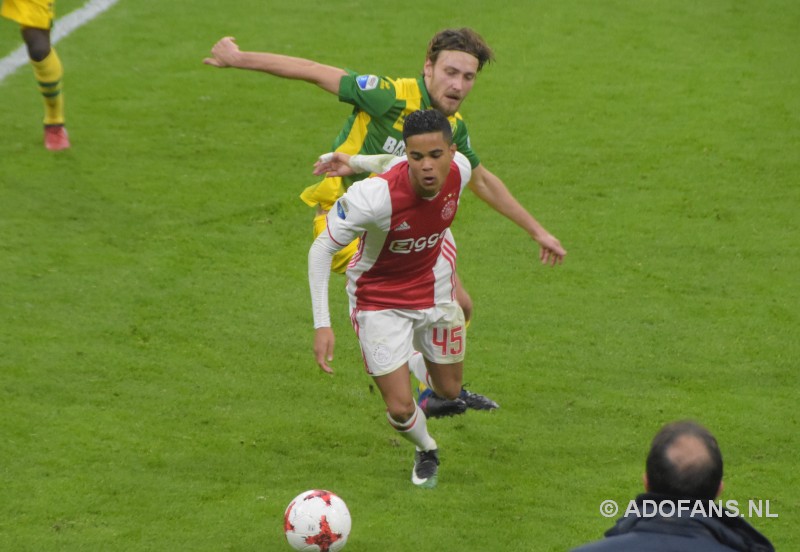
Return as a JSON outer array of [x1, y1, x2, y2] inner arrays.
[[1, 0, 798, 550]]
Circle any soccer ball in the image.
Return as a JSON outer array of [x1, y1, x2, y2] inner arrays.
[[284, 489, 351, 551]]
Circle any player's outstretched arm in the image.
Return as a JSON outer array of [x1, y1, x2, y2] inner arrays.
[[313, 152, 398, 177], [313, 152, 355, 177], [203, 36, 347, 94], [468, 164, 566, 266]]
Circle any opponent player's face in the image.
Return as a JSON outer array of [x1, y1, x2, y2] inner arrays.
[[406, 132, 457, 198], [424, 50, 480, 116]]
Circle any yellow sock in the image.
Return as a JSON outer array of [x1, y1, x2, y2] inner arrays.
[[30, 48, 65, 126]]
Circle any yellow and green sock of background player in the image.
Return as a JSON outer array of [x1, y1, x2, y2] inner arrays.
[[30, 48, 65, 126]]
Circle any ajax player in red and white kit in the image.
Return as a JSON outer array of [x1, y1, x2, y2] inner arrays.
[[309, 110, 471, 487]]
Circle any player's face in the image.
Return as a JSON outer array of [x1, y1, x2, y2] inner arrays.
[[405, 132, 457, 198], [423, 50, 480, 116]]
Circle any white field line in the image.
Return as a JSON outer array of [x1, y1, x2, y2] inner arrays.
[[0, 0, 120, 83]]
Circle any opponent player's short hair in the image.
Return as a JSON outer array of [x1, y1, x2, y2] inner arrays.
[[402, 110, 453, 145], [427, 28, 495, 72], [646, 420, 724, 501]]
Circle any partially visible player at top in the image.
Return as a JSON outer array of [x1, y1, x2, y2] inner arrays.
[[309, 109, 474, 488], [2, 0, 70, 150], [204, 28, 566, 414]]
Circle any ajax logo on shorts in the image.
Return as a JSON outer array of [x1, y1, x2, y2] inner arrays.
[[372, 344, 392, 365]]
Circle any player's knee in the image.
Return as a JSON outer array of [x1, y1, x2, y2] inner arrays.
[[22, 30, 51, 62], [432, 379, 461, 401], [26, 42, 51, 61], [387, 401, 416, 423], [439, 387, 461, 401]]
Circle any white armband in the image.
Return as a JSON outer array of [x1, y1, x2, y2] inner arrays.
[[350, 154, 397, 175]]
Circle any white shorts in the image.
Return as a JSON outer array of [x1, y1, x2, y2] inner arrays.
[[351, 302, 466, 376]]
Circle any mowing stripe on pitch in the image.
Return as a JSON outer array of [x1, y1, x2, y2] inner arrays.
[[0, 0, 120, 83]]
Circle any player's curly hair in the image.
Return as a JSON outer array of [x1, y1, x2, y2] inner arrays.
[[402, 110, 453, 145], [427, 28, 495, 72]]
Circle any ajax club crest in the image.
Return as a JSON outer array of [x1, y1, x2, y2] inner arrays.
[[440, 198, 457, 221]]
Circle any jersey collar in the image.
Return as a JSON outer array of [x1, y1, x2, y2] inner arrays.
[[417, 75, 432, 109]]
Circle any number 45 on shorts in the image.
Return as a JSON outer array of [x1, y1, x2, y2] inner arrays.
[[432, 326, 464, 356]]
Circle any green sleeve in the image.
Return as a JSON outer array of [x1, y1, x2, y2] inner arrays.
[[452, 118, 480, 169], [338, 69, 398, 118]]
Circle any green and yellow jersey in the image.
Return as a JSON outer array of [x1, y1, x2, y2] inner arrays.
[[300, 71, 480, 212]]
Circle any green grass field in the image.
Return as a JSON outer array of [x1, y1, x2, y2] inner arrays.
[[2, 1, 798, 550]]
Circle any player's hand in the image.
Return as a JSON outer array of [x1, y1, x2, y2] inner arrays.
[[534, 233, 567, 266], [203, 36, 240, 68], [313, 327, 335, 374], [313, 152, 356, 177]]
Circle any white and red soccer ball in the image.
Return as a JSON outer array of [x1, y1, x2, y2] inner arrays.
[[284, 490, 351, 551]]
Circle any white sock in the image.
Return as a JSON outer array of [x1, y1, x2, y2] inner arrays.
[[408, 352, 432, 388], [387, 405, 437, 451]]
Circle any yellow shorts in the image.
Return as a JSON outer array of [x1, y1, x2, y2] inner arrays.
[[313, 213, 359, 275], [300, 175, 345, 212], [1, 0, 55, 29]]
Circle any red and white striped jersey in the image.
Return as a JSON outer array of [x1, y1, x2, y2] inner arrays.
[[326, 152, 471, 311]]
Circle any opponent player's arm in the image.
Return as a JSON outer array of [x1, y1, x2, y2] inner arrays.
[[204, 37, 346, 94], [313, 152, 399, 177], [468, 164, 567, 266]]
